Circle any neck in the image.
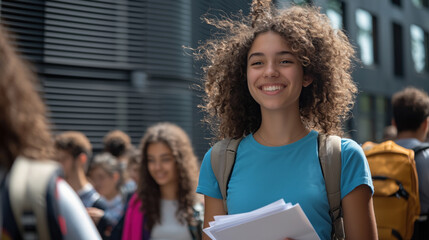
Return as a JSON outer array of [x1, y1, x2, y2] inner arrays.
[[255, 108, 309, 146], [396, 130, 425, 142], [104, 189, 120, 201], [67, 168, 89, 192], [160, 182, 178, 200]]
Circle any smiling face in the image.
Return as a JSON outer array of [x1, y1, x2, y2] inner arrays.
[[247, 31, 312, 113], [147, 142, 178, 188]]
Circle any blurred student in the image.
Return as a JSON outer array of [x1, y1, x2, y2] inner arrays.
[[103, 130, 136, 192], [103, 130, 133, 162], [0, 24, 100, 240], [383, 125, 397, 141], [55, 131, 107, 209], [121, 122, 202, 240], [391, 87, 429, 240], [88, 152, 126, 228]]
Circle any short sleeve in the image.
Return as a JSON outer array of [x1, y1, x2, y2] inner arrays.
[[340, 139, 374, 199], [196, 148, 223, 199]]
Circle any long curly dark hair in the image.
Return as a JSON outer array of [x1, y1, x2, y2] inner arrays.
[[0, 24, 53, 169], [138, 122, 198, 230], [195, 0, 357, 140]]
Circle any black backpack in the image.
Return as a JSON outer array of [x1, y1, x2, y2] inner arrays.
[[412, 143, 429, 240]]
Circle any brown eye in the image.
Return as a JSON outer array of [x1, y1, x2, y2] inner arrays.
[[250, 61, 262, 66]]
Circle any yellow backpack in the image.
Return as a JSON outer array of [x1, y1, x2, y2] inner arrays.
[[363, 141, 420, 240]]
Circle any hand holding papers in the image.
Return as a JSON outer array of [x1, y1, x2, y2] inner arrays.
[[203, 199, 320, 240]]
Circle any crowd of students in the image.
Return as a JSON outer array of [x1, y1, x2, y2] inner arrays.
[[53, 126, 203, 240]]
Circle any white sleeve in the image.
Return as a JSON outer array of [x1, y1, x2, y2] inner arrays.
[[57, 179, 102, 240]]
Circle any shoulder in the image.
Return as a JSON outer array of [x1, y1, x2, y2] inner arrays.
[[340, 138, 365, 157], [338, 138, 374, 198]]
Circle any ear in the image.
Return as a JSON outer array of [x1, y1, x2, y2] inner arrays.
[[303, 75, 313, 87], [421, 117, 429, 133], [78, 153, 87, 165], [113, 172, 120, 182]]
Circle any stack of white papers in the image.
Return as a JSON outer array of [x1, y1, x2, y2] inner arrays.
[[203, 199, 320, 240]]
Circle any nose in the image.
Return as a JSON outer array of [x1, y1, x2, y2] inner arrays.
[[153, 161, 162, 170], [263, 62, 279, 78]]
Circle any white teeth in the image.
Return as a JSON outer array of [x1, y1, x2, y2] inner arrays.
[[263, 85, 283, 91]]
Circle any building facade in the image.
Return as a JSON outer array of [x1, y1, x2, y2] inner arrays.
[[318, 0, 429, 143], [1, 0, 428, 159]]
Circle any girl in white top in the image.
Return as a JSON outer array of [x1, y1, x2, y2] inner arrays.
[[128, 122, 202, 240]]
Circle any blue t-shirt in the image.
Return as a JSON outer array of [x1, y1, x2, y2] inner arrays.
[[197, 130, 373, 240]]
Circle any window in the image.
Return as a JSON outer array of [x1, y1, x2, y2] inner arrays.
[[392, 22, 404, 76], [356, 9, 378, 66], [375, 96, 389, 141], [275, 0, 313, 9], [412, 0, 429, 8], [410, 24, 428, 73], [357, 94, 390, 142], [326, 0, 344, 30], [358, 94, 374, 142], [291, 0, 313, 5]]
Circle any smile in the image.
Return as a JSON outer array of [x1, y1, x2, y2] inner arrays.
[[260, 84, 285, 92]]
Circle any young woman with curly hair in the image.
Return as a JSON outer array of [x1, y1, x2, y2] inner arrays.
[[195, 1, 377, 240], [121, 122, 202, 240]]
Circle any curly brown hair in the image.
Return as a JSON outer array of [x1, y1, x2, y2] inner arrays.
[[0, 25, 53, 169], [138, 122, 198, 230], [195, 0, 357, 139]]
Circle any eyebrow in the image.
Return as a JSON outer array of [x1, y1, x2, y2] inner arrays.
[[248, 51, 294, 60], [148, 153, 174, 158]]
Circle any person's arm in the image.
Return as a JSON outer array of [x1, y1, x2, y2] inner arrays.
[[57, 179, 102, 240], [203, 195, 226, 240], [342, 184, 378, 240]]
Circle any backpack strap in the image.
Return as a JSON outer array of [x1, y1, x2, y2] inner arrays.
[[412, 142, 429, 156], [210, 137, 243, 214], [8, 156, 61, 240], [318, 134, 345, 240]]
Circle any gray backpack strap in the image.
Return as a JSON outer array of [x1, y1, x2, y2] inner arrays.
[[9, 156, 60, 240], [210, 137, 243, 214], [318, 134, 345, 240]]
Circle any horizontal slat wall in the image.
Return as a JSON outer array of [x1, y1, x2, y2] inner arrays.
[[43, 0, 193, 79], [42, 75, 193, 151], [142, 0, 193, 79], [0, 0, 45, 62], [43, 0, 140, 69]]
